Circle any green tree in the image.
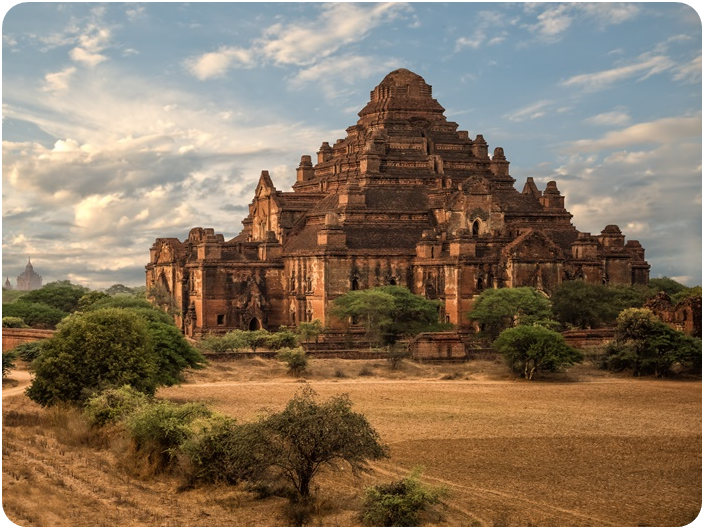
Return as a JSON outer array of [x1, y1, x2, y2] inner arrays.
[[257, 386, 389, 498], [1, 301, 68, 328], [493, 325, 583, 380], [361, 469, 447, 527], [2, 349, 18, 379], [297, 319, 324, 350], [10, 341, 45, 363], [245, 329, 271, 353], [26, 309, 159, 406], [551, 281, 618, 328], [267, 328, 299, 350], [20, 280, 89, 313], [469, 287, 553, 339], [77, 291, 111, 311], [331, 286, 444, 346], [105, 284, 138, 296], [276, 347, 308, 376], [648, 276, 690, 297], [2, 316, 29, 328], [604, 308, 702, 376]]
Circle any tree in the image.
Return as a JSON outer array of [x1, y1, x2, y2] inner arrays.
[[331, 286, 444, 346], [10, 341, 45, 363], [20, 280, 89, 313], [26, 309, 160, 406], [493, 325, 583, 380], [296, 319, 324, 350], [604, 308, 702, 376], [244, 329, 271, 353], [551, 281, 614, 328], [648, 276, 690, 297], [77, 291, 111, 311], [2, 349, 18, 379], [267, 328, 299, 350], [1, 301, 68, 328], [257, 386, 389, 498], [469, 287, 553, 339], [105, 284, 138, 296]]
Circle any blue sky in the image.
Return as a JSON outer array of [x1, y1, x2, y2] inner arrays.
[[2, 2, 701, 289]]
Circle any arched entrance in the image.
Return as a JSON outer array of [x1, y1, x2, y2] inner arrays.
[[249, 317, 261, 331]]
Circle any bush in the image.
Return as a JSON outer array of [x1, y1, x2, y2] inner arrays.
[[84, 386, 150, 427], [10, 341, 45, 363], [603, 308, 702, 376], [493, 325, 583, 380], [2, 316, 28, 328], [361, 469, 446, 527], [385, 343, 411, 370], [2, 349, 18, 379], [26, 309, 159, 406], [1, 301, 68, 328], [277, 347, 308, 376], [124, 400, 213, 472], [182, 418, 270, 487], [268, 328, 299, 350], [256, 386, 389, 497], [20, 280, 89, 313]]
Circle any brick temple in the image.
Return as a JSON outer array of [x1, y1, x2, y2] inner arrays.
[[146, 69, 649, 338]]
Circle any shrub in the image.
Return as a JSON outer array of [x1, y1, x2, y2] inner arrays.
[[26, 309, 159, 406], [124, 400, 213, 472], [256, 386, 389, 498], [84, 386, 150, 427], [385, 343, 411, 370], [10, 341, 45, 363], [493, 325, 583, 380], [182, 418, 270, 487], [1, 301, 68, 328], [2, 316, 28, 328], [361, 469, 447, 527], [277, 347, 308, 376], [268, 328, 299, 350], [2, 349, 18, 379], [199, 334, 231, 353]]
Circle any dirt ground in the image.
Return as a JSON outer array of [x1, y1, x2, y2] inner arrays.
[[3, 358, 701, 526]]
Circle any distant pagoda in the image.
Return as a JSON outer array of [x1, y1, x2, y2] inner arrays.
[[16, 258, 42, 291]]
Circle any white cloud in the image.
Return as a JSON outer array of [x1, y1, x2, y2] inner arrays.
[[566, 116, 701, 152], [584, 109, 631, 127], [504, 100, 553, 122], [43, 67, 77, 92], [69, 25, 111, 66], [291, 55, 402, 98], [561, 53, 674, 91], [185, 47, 255, 80], [184, 3, 410, 80], [672, 54, 702, 84]]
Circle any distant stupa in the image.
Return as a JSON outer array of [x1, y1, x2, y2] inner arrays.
[[4, 277, 12, 290], [16, 257, 43, 291]]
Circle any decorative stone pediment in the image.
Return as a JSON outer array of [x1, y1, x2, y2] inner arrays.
[[502, 229, 564, 261]]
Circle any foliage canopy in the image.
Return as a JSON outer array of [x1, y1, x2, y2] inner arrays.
[[493, 324, 583, 379], [468, 287, 553, 338]]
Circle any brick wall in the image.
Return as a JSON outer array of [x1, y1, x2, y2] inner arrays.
[[2, 328, 55, 352]]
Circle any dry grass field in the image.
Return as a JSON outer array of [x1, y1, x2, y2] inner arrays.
[[3, 357, 701, 526]]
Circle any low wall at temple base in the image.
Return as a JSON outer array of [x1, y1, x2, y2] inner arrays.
[[2, 328, 56, 352]]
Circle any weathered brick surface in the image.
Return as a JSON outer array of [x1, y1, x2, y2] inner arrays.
[[2, 328, 55, 352], [147, 69, 649, 338]]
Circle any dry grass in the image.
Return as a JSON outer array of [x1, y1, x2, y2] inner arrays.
[[3, 358, 701, 526]]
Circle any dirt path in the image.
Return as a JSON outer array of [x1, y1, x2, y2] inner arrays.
[[2, 369, 31, 399]]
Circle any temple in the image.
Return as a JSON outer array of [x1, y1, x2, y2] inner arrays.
[[16, 258, 43, 291], [146, 69, 649, 338]]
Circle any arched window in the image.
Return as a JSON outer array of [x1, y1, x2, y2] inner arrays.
[[477, 277, 484, 290], [249, 317, 261, 331], [389, 278, 397, 286], [472, 220, 480, 236], [351, 278, 359, 291]]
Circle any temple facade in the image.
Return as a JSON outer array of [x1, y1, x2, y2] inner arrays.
[[146, 69, 649, 338], [16, 258, 43, 291]]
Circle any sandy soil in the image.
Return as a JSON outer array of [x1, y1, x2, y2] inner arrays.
[[2, 359, 701, 526]]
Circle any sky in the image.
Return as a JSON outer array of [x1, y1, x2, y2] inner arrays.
[[2, 2, 702, 290]]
